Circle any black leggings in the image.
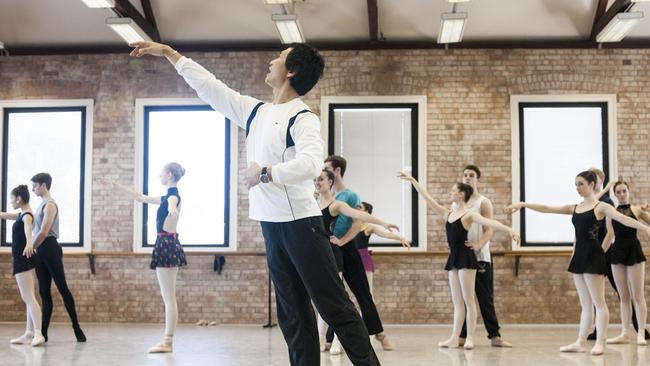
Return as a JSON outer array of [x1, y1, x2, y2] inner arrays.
[[35, 237, 80, 335]]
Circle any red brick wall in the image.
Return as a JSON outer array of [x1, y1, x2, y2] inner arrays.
[[0, 48, 648, 325]]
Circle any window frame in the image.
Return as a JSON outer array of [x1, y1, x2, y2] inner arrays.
[[510, 94, 618, 252], [134, 98, 239, 253], [0, 99, 94, 254], [320, 96, 428, 252]]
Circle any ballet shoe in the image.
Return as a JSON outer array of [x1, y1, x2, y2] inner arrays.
[[491, 337, 513, 348], [438, 337, 460, 348], [208, 321, 217, 326], [560, 342, 586, 353], [590, 341, 605, 356], [195, 319, 208, 326], [148, 339, 173, 353], [323, 342, 332, 352], [606, 332, 632, 344], [31, 334, 46, 347], [375, 334, 393, 351], [638, 334, 648, 346], [329, 338, 343, 355], [463, 338, 475, 350], [10, 333, 33, 345]]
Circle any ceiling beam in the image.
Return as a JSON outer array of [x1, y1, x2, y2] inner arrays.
[[367, 0, 379, 42], [590, 0, 609, 40], [10, 39, 650, 55], [140, 0, 158, 30], [590, 0, 633, 42], [113, 0, 161, 42]]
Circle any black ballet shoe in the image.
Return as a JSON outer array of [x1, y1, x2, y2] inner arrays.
[[74, 327, 86, 342], [43, 333, 48, 343], [587, 330, 597, 341], [645, 330, 650, 340]]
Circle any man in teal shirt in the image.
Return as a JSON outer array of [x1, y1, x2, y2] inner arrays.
[[324, 155, 392, 350]]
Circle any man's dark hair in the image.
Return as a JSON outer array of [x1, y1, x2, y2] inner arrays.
[[31, 172, 52, 190], [285, 43, 325, 96], [325, 155, 347, 177]]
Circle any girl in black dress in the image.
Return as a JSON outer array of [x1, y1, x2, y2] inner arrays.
[[400, 172, 519, 350], [604, 181, 648, 346], [507, 171, 650, 355], [0, 185, 45, 346]]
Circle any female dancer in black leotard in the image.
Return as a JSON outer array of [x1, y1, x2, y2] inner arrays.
[[314, 169, 400, 354], [0, 185, 45, 346], [603, 181, 648, 346], [103, 162, 187, 353], [400, 172, 519, 350], [507, 171, 650, 355], [330, 201, 411, 295]]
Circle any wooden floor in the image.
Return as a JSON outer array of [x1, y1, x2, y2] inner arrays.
[[0, 323, 648, 365]]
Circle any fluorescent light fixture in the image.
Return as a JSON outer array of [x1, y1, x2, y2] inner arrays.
[[272, 14, 305, 44], [81, 0, 115, 8], [596, 11, 643, 43], [265, 0, 292, 4], [438, 12, 467, 44], [106, 17, 152, 44]]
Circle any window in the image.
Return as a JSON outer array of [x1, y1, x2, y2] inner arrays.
[[0, 100, 93, 253], [510, 95, 617, 250], [135, 99, 237, 252], [321, 96, 427, 251]]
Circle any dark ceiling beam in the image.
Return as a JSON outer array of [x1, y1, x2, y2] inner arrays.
[[590, 0, 609, 40], [590, 0, 633, 42], [9, 39, 650, 55], [113, 0, 160, 42], [140, 0, 158, 30], [367, 0, 379, 42]]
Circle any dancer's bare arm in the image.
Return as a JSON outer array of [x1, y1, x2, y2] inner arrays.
[[505, 202, 574, 215], [100, 178, 160, 204], [398, 171, 449, 217]]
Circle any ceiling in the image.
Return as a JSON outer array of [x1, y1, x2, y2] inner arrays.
[[1, 0, 650, 52]]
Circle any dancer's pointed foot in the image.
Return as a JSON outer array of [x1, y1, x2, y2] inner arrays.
[[606, 332, 632, 344], [375, 333, 393, 351], [463, 338, 475, 350], [560, 342, 586, 353], [148, 337, 173, 353], [590, 341, 605, 356], [10, 333, 33, 345], [438, 337, 460, 348], [491, 336, 512, 348]]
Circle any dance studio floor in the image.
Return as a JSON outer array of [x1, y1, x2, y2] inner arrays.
[[0, 323, 647, 366]]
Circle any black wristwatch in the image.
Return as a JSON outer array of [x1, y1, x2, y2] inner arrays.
[[260, 167, 270, 183]]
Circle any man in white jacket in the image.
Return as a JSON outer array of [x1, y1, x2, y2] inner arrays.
[[129, 41, 379, 366]]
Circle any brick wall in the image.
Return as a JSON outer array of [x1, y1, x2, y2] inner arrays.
[[0, 48, 648, 325]]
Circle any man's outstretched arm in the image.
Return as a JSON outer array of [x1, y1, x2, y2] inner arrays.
[[130, 41, 261, 128]]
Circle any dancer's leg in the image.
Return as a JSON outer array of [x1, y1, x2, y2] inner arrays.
[[439, 269, 464, 348], [608, 264, 633, 344], [458, 269, 478, 349], [585, 274, 609, 355], [628, 262, 647, 345], [560, 274, 592, 353], [15, 271, 45, 346], [149, 267, 179, 353]]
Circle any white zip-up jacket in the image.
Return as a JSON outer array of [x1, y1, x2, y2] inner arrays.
[[175, 56, 323, 222]]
